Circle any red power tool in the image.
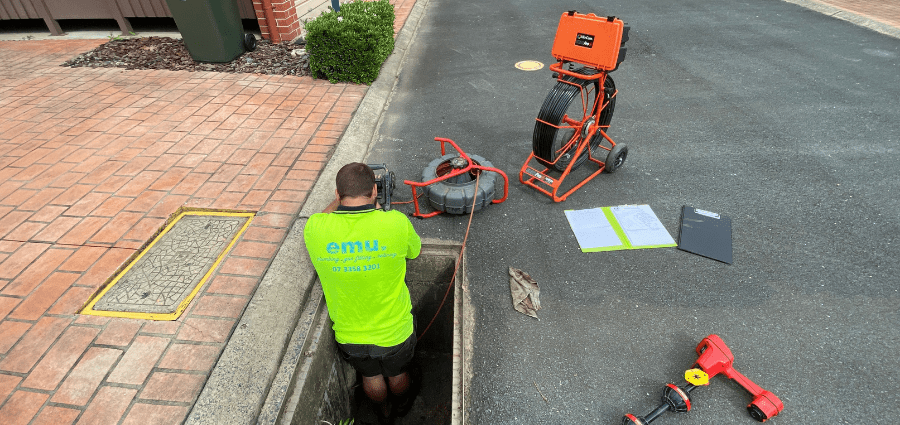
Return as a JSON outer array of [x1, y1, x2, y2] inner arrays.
[[623, 334, 784, 424]]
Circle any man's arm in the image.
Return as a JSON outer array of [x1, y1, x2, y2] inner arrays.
[[406, 218, 422, 260]]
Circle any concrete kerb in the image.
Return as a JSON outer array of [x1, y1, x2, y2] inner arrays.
[[184, 0, 431, 424], [781, 0, 900, 39]]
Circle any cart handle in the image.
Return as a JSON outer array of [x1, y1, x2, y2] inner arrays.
[[549, 61, 606, 81]]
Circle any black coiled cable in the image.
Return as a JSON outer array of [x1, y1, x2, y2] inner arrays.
[[532, 67, 617, 172]]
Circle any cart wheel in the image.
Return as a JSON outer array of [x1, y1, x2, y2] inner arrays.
[[604, 143, 628, 173], [422, 154, 498, 215], [533, 69, 600, 172], [244, 33, 258, 51], [747, 404, 768, 422]]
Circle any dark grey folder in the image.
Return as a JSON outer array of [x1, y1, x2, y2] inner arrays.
[[677, 206, 733, 264]]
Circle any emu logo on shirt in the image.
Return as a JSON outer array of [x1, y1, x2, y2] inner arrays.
[[327, 240, 380, 254]]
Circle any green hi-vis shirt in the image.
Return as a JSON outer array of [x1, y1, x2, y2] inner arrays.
[[303, 206, 421, 347]]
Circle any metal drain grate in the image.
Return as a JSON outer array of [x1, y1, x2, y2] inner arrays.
[[81, 209, 254, 320]]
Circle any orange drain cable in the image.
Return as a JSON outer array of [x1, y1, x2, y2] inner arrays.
[[417, 172, 479, 341]]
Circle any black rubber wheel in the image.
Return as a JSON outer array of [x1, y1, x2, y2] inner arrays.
[[604, 143, 628, 173], [747, 404, 768, 422], [244, 33, 258, 51], [533, 70, 617, 172], [422, 154, 498, 215], [747, 404, 769, 422]]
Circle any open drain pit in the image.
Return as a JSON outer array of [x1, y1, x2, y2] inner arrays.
[[352, 244, 458, 425], [263, 240, 473, 425]]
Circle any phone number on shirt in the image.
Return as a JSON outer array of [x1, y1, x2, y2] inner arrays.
[[332, 263, 380, 273]]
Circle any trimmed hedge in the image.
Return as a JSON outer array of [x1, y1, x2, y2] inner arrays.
[[305, 0, 395, 84]]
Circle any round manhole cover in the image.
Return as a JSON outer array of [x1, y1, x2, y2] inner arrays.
[[515, 60, 544, 71]]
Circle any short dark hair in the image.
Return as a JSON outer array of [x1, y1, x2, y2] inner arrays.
[[336, 163, 376, 199]]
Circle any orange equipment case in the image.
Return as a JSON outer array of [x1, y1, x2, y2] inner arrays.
[[551, 12, 627, 71]]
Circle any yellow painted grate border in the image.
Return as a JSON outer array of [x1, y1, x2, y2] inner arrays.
[[80, 208, 255, 321]]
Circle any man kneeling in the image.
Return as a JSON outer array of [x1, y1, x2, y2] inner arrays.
[[304, 163, 422, 423]]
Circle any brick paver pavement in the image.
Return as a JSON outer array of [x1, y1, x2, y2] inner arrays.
[[0, 1, 415, 424], [814, 0, 900, 28]]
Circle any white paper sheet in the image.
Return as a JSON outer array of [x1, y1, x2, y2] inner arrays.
[[564, 208, 622, 250], [610, 205, 675, 247]]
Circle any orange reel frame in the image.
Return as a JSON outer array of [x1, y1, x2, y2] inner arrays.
[[405, 137, 509, 219], [520, 12, 626, 202]]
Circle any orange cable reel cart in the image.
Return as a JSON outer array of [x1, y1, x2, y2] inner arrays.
[[520, 11, 630, 202]]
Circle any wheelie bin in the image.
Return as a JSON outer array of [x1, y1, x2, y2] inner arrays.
[[164, 0, 258, 63]]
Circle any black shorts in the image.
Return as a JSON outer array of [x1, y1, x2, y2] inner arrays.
[[337, 332, 416, 378]]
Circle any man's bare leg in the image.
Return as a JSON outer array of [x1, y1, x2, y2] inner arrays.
[[363, 375, 392, 420], [362, 375, 388, 402], [387, 372, 409, 395]]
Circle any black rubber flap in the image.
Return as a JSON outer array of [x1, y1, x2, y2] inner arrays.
[[677, 206, 733, 264]]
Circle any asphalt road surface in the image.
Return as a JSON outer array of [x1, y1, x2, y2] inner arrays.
[[367, 0, 899, 423]]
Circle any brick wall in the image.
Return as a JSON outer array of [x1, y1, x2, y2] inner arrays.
[[252, 0, 355, 44], [252, 0, 309, 43]]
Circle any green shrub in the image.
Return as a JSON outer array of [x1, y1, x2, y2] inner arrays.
[[305, 0, 395, 84]]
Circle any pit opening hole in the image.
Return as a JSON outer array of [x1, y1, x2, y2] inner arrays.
[[349, 253, 457, 424]]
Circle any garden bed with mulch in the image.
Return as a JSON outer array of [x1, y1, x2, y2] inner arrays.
[[62, 36, 311, 76]]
